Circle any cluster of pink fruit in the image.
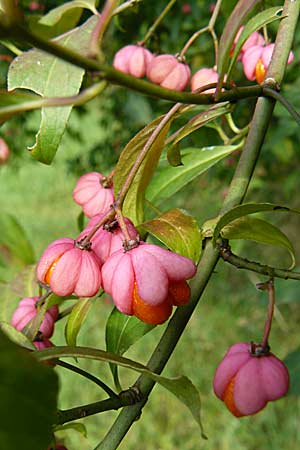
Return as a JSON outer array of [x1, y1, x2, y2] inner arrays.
[[113, 27, 294, 93], [10, 170, 197, 354]]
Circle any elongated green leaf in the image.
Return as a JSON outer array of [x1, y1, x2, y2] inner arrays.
[[114, 116, 171, 224], [0, 330, 58, 450], [227, 7, 284, 78], [221, 217, 295, 268], [35, 345, 205, 437], [54, 422, 87, 437], [0, 213, 35, 266], [65, 298, 92, 346], [141, 208, 201, 263], [213, 202, 300, 244], [8, 16, 97, 164], [0, 322, 35, 350], [167, 102, 232, 150], [147, 144, 240, 205], [217, 0, 262, 89], [39, 0, 97, 26], [106, 308, 154, 389]]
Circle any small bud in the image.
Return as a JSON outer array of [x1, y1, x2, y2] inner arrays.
[[113, 45, 153, 78], [147, 54, 191, 91], [213, 342, 289, 417]]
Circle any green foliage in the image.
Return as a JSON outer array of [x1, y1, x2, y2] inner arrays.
[[221, 216, 296, 268], [114, 116, 171, 224], [141, 208, 201, 263], [105, 307, 155, 390], [8, 16, 97, 164], [147, 144, 240, 205], [65, 298, 92, 347], [0, 329, 58, 450]]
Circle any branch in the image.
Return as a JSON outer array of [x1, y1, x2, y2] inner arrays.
[[56, 387, 143, 425], [219, 241, 300, 281]]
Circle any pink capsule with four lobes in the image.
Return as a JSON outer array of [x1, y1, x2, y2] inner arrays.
[[147, 54, 191, 91], [190, 68, 219, 93], [242, 43, 294, 83], [77, 213, 139, 264], [213, 342, 289, 417], [11, 296, 58, 338], [73, 172, 115, 218], [113, 45, 154, 78], [36, 237, 102, 297], [101, 242, 196, 315]]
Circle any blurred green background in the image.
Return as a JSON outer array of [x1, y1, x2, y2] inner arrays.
[[1, 0, 300, 449]]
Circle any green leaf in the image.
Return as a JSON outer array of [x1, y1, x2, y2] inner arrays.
[[217, 0, 262, 88], [227, 6, 284, 78], [106, 308, 154, 390], [0, 330, 58, 450], [0, 213, 35, 267], [167, 102, 232, 150], [65, 298, 92, 347], [0, 322, 35, 350], [35, 345, 205, 437], [0, 89, 41, 124], [8, 16, 97, 164], [141, 208, 201, 263], [284, 349, 300, 396], [212, 202, 300, 245], [221, 217, 295, 269], [54, 422, 88, 437], [39, 0, 97, 26], [114, 116, 171, 224], [147, 145, 240, 205]]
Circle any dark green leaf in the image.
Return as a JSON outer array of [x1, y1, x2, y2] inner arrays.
[[0, 330, 58, 450], [0, 213, 35, 266], [213, 202, 300, 244], [8, 16, 97, 164], [65, 298, 92, 347], [0, 322, 35, 350], [39, 0, 97, 26], [141, 208, 201, 263], [147, 145, 240, 205], [227, 7, 284, 78], [217, 0, 262, 90], [106, 308, 154, 390], [221, 216, 295, 268], [35, 345, 205, 437], [114, 116, 171, 224]]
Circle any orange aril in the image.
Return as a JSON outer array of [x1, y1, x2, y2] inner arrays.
[[255, 59, 266, 84], [223, 376, 243, 417], [168, 280, 191, 306], [132, 283, 172, 325], [44, 256, 61, 284]]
